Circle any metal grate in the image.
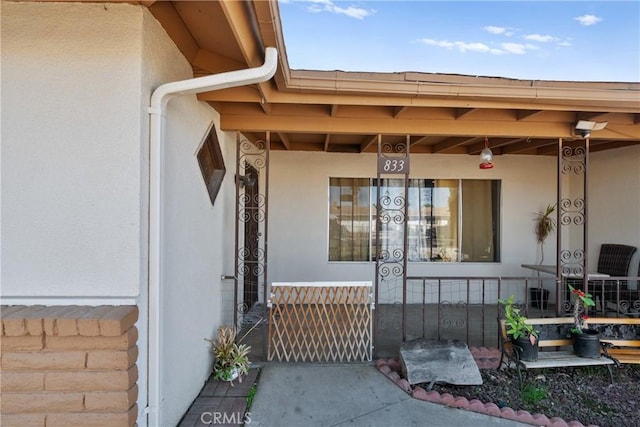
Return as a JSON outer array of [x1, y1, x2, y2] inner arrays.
[[268, 282, 373, 362]]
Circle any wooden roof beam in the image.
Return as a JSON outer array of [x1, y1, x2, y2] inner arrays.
[[517, 109, 545, 120], [360, 135, 378, 152], [277, 133, 290, 150], [393, 106, 409, 118], [432, 137, 469, 153], [455, 108, 476, 119]]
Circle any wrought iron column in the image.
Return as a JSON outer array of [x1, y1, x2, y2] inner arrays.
[[374, 135, 410, 352], [234, 132, 269, 355], [557, 137, 589, 315]]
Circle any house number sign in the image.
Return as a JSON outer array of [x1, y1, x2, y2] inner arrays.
[[377, 156, 409, 174]]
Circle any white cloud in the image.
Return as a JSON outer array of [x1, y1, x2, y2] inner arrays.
[[485, 25, 506, 35], [418, 38, 542, 56], [501, 43, 528, 55], [419, 39, 487, 53], [574, 14, 603, 26], [524, 34, 555, 43], [305, 0, 374, 20], [484, 25, 515, 37]]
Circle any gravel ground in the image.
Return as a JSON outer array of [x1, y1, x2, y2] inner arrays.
[[425, 365, 640, 427]]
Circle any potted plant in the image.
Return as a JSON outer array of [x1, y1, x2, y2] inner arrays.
[[206, 326, 251, 384], [534, 203, 556, 265], [568, 284, 601, 358], [499, 295, 539, 361]]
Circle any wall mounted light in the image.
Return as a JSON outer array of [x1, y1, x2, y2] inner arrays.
[[479, 137, 494, 169], [574, 120, 607, 139]]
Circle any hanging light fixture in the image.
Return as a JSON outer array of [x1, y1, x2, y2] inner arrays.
[[479, 136, 494, 169]]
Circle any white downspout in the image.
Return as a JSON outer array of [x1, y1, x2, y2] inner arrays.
[[146, 47, 277, 427]]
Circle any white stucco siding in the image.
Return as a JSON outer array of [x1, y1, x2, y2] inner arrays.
[[140, 10, 236, 426], [268, 151, 557, 283], [589, 145, 640, 276], [1, 2, 144, 296], [160, 101, 231, 426]]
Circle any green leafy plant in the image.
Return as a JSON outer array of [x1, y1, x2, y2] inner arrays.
[[534, 203, 556, 264], [520, 383, 548, 404], [206, 326, 251, 384], [246, 383, 258, 409], [568, 284, 595, 334], [499, 295, 539, 344]]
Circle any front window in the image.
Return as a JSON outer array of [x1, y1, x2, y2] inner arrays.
[[328, 178, 501, 262]]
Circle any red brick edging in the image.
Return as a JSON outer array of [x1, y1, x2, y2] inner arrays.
[[375, 347, 599, 427]]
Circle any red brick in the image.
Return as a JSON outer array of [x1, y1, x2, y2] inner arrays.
[[86, 346, 137, 370], [45, 365, 137, 391], [46, 404, 137, 427], [84, 385, 138, 411], [0, 413, 46, 427], [0, 392, 84, 412], [0, 372, 45, 392], [1, 351, 86, 371]]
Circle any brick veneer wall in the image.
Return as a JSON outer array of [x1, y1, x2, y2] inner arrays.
[[0, 305, 139, 427]]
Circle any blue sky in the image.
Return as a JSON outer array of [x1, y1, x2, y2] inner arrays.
[[278, 1, 640, 82]]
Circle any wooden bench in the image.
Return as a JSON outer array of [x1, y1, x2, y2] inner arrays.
[[499, 317, 617, 386], [584, 317, 640, 364]]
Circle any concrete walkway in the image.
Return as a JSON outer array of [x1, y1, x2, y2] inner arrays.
[[248, 363, 529, 427]]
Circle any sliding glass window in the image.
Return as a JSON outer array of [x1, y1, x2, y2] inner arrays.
[[328, 178, 500, 262]]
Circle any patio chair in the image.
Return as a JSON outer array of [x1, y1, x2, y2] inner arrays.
[[590, 243, 637, 313]]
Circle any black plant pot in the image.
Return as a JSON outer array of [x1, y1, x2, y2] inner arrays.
[[573, 328, 601, 358], [513, 336, 539, 361]]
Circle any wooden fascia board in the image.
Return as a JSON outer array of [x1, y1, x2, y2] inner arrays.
[[252, 0, 291, 90], [282, 74, 640, 110], [219, 0, 274, 113], [199, 84, 639, 114]]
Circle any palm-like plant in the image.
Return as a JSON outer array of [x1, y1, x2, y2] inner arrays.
[[206, 326, 251, 384], [534, 203, 556, 264]]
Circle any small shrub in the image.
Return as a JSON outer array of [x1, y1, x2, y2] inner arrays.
[[521, 383, 547, 404]]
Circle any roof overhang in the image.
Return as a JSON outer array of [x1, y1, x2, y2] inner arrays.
[[148, 0, 640, 155]]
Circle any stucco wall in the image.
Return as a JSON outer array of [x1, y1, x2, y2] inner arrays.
[[268, 147, 640, 296], [589, 145, 640, 277], [140, 10, 236, 427], [2, 3, 236, 426], [268, 151, 558, 282], [1, 2, 143, 297]]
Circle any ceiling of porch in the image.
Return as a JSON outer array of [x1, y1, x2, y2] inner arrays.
[[148, 0, 640, 156]]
